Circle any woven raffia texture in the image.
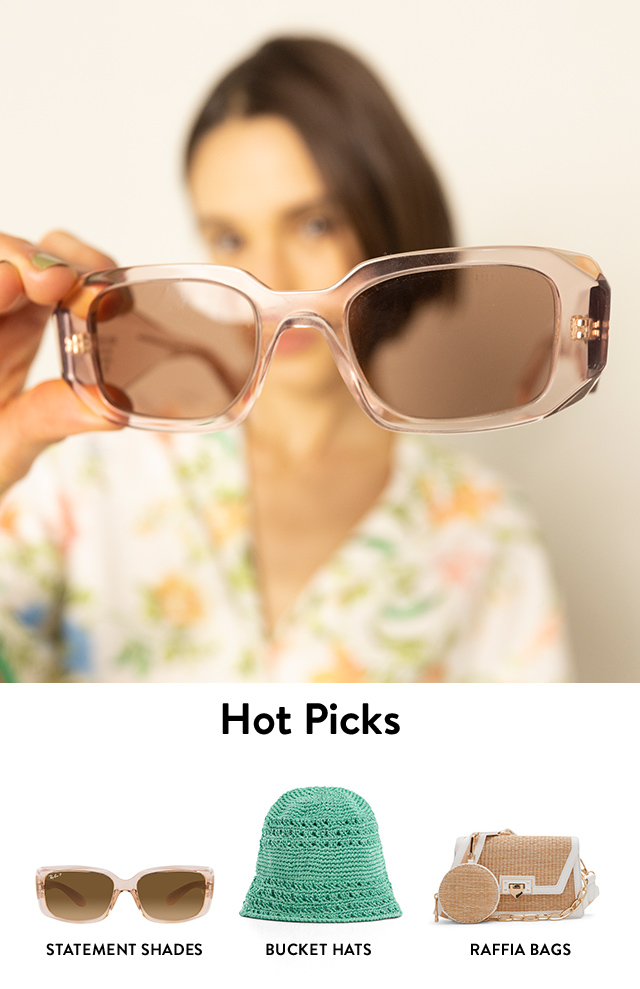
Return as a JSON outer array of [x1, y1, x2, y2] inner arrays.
[[240, 787, 402, 923], [439, 864, 500, 923], [479, 835, 576, 913]]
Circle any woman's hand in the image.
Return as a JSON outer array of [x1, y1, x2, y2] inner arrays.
[[0, 231, 122, 497]]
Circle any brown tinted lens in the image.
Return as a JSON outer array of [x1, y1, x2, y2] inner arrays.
[[137, 871, 206, 921], [89, 280, 258, 420], [348, 265, 557, 419], [44, 871, 114, 921]]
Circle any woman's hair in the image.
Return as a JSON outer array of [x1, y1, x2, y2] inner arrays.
[[185, 36, 454, 258]]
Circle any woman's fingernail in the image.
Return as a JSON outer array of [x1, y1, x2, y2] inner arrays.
[[31, 252, 67, 270]]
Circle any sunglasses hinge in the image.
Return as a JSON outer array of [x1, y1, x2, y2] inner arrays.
[[571, 315, 600, 341], [63, 331, 92, 355]]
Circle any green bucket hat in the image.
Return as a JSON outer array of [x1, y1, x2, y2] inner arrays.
[[240, 786, 402, 923]]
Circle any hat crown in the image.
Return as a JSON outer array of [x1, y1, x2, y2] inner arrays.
[[267, 786, 375, 826], [256, 786, 386, 882]]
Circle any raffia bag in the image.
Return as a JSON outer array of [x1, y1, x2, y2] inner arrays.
[[434, 830, 598, 923]]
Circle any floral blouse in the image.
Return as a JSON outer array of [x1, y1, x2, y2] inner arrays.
[[0, 429, 569, 683]]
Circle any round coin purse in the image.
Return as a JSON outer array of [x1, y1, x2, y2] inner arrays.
[[437, 862, 500, 924]]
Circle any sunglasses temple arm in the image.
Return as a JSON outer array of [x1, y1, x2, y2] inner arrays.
[[163, 880, 204, 906], [45, 881, 87, 907], [133, 329, 243, 393]]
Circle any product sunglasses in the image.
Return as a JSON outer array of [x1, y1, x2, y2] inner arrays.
[[36, 866, 214, 923], [55, 246, 610, 434]]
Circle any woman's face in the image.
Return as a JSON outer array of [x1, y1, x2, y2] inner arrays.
[[188, 115, 365, 395]]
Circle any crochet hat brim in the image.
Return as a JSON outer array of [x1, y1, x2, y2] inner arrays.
[[240, 875, 402, 923]]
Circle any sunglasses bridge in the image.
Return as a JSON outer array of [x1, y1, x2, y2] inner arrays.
[[258, 309, 344, 351], [261, 312, 360, 401]]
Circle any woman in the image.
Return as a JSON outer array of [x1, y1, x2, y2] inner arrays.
[[0, 37, 569, 682]]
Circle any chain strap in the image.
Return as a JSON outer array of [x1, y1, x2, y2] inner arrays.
[[494, 860, 593, 922]]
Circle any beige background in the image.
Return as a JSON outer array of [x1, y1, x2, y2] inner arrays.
[[2, 0, 638, 680]]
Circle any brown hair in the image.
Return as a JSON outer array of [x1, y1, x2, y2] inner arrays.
[[185, 36, 454, 258]]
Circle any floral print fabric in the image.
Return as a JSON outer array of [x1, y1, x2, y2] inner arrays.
[[0, 429, 569, 682]]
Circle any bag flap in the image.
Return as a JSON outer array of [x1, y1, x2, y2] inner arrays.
[[478, 834, 579, 895]]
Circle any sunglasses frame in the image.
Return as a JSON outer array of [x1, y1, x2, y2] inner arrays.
[[55, 245, 610, 434], [36, 865, 215, 923]]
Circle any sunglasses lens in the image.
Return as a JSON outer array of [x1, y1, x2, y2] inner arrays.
[[348, 265, 557, 420], [44, 871, 114, 921], [137, 871, 206, 921], [89, 280, 258, 420]]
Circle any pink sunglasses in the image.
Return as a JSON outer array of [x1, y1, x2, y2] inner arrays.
[[55, 245, 609, 434], [36, 865, 214, 923]]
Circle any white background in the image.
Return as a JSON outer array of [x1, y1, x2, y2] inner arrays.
[[0, 0, 638, 680], [0, 683, 632, 987]]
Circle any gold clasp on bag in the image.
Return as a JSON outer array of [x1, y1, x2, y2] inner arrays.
[[501, 876, 533, 897]]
